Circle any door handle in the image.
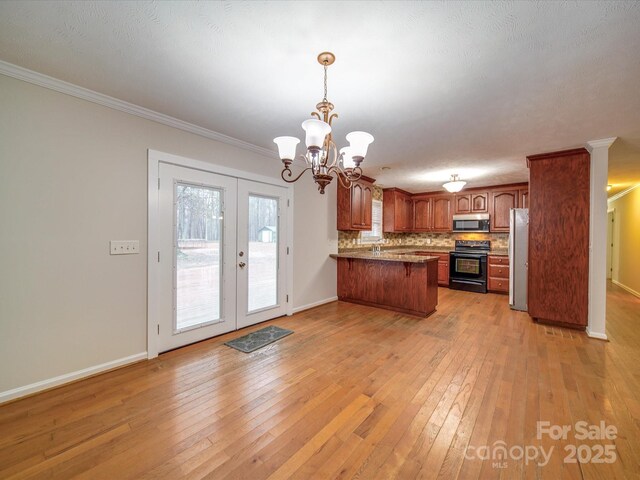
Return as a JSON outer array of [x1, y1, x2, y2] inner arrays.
[[239, 262, 246, 268]]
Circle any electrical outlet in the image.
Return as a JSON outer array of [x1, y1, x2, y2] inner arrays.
[[110, 240, 140, 255]]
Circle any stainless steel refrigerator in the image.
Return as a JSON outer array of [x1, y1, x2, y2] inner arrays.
[[509, 208, 528, 311]]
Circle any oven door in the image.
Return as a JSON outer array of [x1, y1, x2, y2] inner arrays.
[[449, 253, 488, 293]]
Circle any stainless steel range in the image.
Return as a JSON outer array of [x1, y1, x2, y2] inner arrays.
[[449, 240, 490, 293]]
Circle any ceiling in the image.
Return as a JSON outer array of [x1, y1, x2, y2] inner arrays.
[[1, 1, 639, 195]]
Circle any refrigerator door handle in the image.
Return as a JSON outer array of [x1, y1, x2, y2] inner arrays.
[[508, 209, 515, 306]]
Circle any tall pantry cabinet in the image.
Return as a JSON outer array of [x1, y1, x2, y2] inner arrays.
[[526, 148, 590, 328]]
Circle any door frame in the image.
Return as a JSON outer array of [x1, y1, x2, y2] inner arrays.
[[607, 207, 616, 281], [147, 149, 294, 359]]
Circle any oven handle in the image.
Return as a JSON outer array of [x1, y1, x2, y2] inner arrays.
[[450, 253, 487, 259], [450, 278, 485, 285]]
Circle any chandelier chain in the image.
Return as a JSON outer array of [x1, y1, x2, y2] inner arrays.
[[323, 63, 328, 102]]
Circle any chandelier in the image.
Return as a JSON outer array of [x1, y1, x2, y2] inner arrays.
[[273, 52, 374, 194], [443, 174, 467, 193]]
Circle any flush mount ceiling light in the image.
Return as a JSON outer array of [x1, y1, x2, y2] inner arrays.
[[273, 52, 374, 194], [443, 174, 467, 193]]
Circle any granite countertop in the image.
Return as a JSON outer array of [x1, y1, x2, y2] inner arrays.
[[329, 250, 439, 263], [336, 246, 510, 256]]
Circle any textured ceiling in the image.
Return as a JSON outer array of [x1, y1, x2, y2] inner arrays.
[[0, 1, 639, 194]]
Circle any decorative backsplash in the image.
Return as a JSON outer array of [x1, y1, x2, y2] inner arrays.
[[338, 230, 509, 250]]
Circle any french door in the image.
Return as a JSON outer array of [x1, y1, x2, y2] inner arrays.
[[236, 180, 288, 328], [156, 163, 288, 353]]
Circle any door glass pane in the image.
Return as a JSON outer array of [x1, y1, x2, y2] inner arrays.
[[248, 195, 278, 312], [175, 183, 222, 331]]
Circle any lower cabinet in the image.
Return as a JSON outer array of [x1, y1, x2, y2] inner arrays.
[[337, 257, 439, 317], [433, 253, 450, 286], [487, 255, 509, 293], [406, 251, 450, 285]]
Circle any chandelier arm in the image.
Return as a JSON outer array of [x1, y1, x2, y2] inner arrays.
[[299, 153, 312, 168], [327, 166, 353, 189], [281, 166, 311, 184], [346, 166, 364, 182], [326, 139, 339, 168], [332, 165, 363, 183], [310, 112, 321, 120]]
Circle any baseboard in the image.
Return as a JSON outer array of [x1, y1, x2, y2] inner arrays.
[[586, 328, 608, 341], [292, 296, 338, 314], [0, 352, 147, 405], [612, 279, 640, 299]]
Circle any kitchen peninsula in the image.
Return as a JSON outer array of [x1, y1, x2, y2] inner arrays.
[[330, 251, 439, 317]]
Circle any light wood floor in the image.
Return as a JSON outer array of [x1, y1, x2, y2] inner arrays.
[[1, 283, 639, 479]]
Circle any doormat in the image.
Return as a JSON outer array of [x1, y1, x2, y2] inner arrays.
[[224, 325, 293, 353]]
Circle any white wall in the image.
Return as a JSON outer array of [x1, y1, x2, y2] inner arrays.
[[608, 185, 640, 297], [0, 74, 337, 397], [292, 177, 338, 311]]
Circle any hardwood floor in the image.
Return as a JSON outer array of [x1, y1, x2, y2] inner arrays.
[[1, 283, 639, 479]]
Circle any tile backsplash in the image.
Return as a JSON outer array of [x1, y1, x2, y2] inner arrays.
[[338, 230, 509, 250]]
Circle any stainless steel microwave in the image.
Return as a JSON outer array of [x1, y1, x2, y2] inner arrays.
[[452, 214, 490, 232]]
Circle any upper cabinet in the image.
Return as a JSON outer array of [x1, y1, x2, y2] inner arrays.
[[454, 193, 488, 214], [352, 182, 528, 234], [412, 195, 432, 232], [431, 195, 453, 232], [383, 188, 413, 232], [519, 188, 529, 209], [337, 176, 375, 231], [410, 193, 453, 232], [489, 189, 518, 232]]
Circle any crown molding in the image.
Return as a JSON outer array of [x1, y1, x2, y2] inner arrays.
[[607, 183, 640, 202], [0, 60, 276, 159], [586, 137, 617, 152]]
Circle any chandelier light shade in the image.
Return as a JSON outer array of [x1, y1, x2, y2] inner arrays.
[[346, 131, 374, 162], [273, 136, 300, 162], [301, 119, 331, 149], [340, 147, 355, 169], [274, 52, 374, 194], [443, 174, 467, 193]]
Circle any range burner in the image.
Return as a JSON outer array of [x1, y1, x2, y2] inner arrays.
[[452, 240, 491, 254]]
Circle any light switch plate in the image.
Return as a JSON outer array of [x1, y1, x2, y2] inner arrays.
[[110, 240, 140, 255]]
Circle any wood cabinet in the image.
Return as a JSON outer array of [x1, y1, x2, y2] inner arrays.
[[431, 195, 453, 232], [383, 188, 413, 232], [454, 193, 488, 214], [378, 184, 527, 234], [337, 257, 438, 317], [519, 188, 529, 209], [412, 195, 432, 232], [488, 255, 509, 293], [337, 176, 375, 231], [527, 148, 590, 328], [410, 194, 453, 233], [431, 252, 450, 286], [489, 189, 518, 232]]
